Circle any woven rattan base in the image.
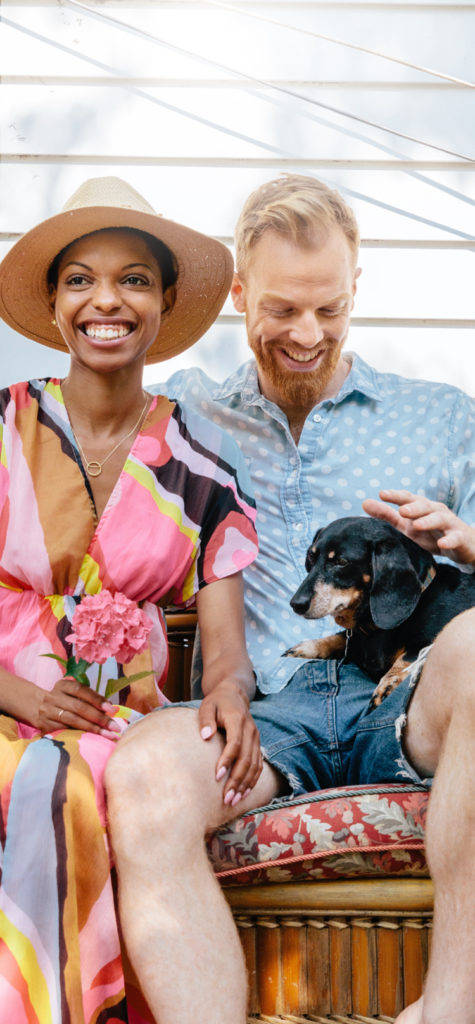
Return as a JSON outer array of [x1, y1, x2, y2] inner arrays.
[[247, 1015, 396, 1022], [228, 880, 432, 1019]]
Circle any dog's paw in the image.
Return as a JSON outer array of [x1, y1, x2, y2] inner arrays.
[[283, 634, 347, 660], [371, 676, 399, 707], [283, 640, 322, 659], [370, 657, 411, 707]]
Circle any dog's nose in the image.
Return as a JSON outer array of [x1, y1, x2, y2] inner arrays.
[[290, 585, 310, 616]]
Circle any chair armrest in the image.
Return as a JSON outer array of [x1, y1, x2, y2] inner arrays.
[[164, 608, 197, 702]]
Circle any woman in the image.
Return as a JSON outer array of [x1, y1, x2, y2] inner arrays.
[[0, 177, 260, 1023]]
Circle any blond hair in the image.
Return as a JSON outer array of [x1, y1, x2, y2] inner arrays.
[[235, 174, 360, 273]]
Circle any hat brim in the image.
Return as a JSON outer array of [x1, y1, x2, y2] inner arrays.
[[0, 206, 233, 364]]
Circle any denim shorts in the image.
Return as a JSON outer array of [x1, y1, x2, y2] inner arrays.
[[167, 648, 432, 798]]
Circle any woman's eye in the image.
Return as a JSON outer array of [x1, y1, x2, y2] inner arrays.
[[124, 274, 149, 286], [66, 274, 89, 286]]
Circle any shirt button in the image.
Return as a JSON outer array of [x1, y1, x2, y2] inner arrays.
[[294, 522, 304, 531], [313, 413, 322, 423]]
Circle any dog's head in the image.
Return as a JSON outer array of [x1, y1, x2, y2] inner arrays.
[[290, 516, 436, 631]]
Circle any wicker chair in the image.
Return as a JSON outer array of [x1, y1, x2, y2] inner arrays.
[[165, 609, 433, 1023]]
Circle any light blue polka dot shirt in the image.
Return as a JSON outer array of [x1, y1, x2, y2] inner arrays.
[[152, 354, 475, 693]]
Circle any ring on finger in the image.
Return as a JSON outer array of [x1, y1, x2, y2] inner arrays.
[[58, 709, 65, 719]]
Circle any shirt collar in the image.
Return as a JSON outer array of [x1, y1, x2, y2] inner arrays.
[[210, 352, 384, 408]]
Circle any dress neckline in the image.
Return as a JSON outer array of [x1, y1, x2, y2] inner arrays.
[[56, 380, 160, 531]]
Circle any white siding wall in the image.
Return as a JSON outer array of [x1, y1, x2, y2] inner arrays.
[[1, 0, 474, 390]]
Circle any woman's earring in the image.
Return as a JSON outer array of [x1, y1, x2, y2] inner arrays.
[[51, 318, 57, 326]]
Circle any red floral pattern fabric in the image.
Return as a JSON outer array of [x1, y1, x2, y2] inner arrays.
[[208, 784, 429, 886]]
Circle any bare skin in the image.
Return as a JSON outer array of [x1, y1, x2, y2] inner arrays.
[[231, 228, 361, 442], [106, 577, 282, 1024], [363, 488, 475, 567], [363, 492, 475, 1024], [393, 608, 475, 1024]]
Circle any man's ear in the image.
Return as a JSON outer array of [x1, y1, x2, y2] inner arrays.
[[161, 284, 176, 316], [231, 272, 246, 314], [351, 266, 362, 309]]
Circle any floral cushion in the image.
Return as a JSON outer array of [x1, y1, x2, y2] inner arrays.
[[207, 783, 429, 886]]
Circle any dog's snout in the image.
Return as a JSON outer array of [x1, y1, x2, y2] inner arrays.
[[290, 583, 311, 616]]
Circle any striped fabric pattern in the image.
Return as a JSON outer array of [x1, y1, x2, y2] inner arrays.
[[0, 378, 257, 1023]]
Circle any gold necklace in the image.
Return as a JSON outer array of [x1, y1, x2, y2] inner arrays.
[[69, 394, 150, 477]]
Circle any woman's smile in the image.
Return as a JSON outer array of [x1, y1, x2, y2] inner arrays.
[[80, 319, 137, 345]]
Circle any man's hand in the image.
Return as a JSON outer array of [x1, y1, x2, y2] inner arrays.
[[198, 678, 263, 807], [363, 489, 475, 566], [36, 676, 123, 737]]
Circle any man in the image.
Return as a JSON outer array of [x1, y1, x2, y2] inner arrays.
[[105, 175, 475, 1024]]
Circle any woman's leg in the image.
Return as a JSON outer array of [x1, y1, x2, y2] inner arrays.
[[106, 708, 281, 1024]]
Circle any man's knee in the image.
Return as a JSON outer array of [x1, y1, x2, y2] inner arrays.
[[429, 607, 475, 676], [405, 608, 475, 775], [105, 708, 223, 827]]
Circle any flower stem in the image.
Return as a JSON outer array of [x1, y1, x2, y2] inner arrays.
[[96, 663, 103, 693]]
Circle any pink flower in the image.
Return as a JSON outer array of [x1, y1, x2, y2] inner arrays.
[[67, 591, 153, 665]]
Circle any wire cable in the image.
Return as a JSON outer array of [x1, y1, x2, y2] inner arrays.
[[204, 0, 475, 90], [62, 0, 475, 161]]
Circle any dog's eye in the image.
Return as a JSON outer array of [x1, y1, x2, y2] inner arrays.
[[333, 557, 349, 567]]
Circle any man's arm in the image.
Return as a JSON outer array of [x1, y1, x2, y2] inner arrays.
[[363, 488, 475, 566], [195, 573, 262, 806]]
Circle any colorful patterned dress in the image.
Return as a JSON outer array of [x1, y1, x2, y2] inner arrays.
[[0, 378, 258, 1023]]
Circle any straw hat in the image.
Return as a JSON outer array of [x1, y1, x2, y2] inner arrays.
[[0, 176, 233, 364]]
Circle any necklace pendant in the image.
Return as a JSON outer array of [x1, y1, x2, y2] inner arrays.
[[86, 460, 103, 477]]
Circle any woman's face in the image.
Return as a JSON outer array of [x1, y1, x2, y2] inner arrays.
[[49, 228, 172, 375]]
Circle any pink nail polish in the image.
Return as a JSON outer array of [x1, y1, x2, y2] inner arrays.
[[100, 728, 118, 740], [224, 789, 235, 805], [243, 788, 251, 800], [231, 792, 243, 807], [216, 765, 227, 782], [201, 726, 213, 740], [107, 720, 122, 733]]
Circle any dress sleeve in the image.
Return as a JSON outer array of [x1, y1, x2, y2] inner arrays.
[[166, 403, 258, 606]]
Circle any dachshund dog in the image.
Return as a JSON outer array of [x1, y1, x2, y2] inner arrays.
[[286, 516, 475, 705]]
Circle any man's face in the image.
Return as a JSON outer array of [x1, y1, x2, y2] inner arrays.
[[231, 228, 360, 409]]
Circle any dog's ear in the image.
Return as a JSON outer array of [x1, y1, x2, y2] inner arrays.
[[305, 528, 323, 571], [369, 537, 435, 630]]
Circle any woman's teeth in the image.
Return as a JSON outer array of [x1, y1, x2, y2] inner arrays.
[[85, 325, 131, 340]]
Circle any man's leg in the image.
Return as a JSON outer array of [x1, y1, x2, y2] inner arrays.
[[394, 608, 475, 1024], [105, 707, 281, 1024]]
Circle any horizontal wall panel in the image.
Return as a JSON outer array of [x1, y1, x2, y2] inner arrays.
[[2, 2, 474, 83], [1, 164, 473, 242], [1, 0, 474, 393]]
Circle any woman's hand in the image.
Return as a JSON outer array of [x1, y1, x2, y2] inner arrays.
[[35, 676, 123, 738], [196, 574, 262, 807], [198, 678, 263, 807], [362, 489, 475, 566]]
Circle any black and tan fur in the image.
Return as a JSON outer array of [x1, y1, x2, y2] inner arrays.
[[286, 516, 475, 704]]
